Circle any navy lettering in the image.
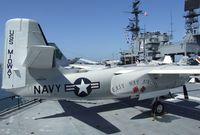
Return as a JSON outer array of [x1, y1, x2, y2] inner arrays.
[[34, 86, 41, 94], [42, 85, 48, 94], [55, 84, 60, 92], [34, 84, 61, 94], [48, 85, 54, 93]]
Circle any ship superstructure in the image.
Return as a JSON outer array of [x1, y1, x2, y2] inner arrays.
[[121, 0, 200, 64]]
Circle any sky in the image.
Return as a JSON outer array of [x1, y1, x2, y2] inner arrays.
[[0, 0, 185, 62]]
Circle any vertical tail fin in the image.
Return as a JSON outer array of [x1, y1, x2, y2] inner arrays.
[[2, 18, 55, 89]]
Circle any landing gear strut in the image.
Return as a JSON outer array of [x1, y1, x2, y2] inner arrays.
[[151, 98, 165, 116], [183, 85, 189, 99]]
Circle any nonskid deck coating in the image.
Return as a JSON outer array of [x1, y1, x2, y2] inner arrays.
[[0, 84, 200, 135]]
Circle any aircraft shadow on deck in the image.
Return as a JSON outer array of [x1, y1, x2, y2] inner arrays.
[[35, 100, 121, 134], [128, 98, 200, 121], [164, 99, 200, 121], [35, 97, 200, 134]]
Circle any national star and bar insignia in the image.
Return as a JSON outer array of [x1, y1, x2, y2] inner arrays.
[[65, 78, 100, 97]]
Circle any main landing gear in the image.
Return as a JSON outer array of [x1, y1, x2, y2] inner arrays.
[[151, 85, 189, 116], [151, 97, 165, 116]]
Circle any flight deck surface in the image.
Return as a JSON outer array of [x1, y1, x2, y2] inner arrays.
[[0, 84, 200, 135]]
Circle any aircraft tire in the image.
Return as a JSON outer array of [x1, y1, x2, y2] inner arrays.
[[152, 101, 165, 116]]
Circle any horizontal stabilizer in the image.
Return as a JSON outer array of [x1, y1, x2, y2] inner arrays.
[[24, 46, 55, 69]]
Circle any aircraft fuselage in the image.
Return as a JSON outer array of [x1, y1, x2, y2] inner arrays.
[[13, 66, 189, 100]]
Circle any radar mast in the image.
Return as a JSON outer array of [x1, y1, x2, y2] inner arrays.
[[126, 0, 143, 40]]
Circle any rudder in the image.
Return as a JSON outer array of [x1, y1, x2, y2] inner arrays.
[[2, 18, 55, 89]]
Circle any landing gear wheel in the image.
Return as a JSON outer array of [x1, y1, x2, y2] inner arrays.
[[152, 101, 165, 116]]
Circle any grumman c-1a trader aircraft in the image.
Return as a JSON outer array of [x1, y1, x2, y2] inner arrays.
[[2, 18, 200, 115]]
